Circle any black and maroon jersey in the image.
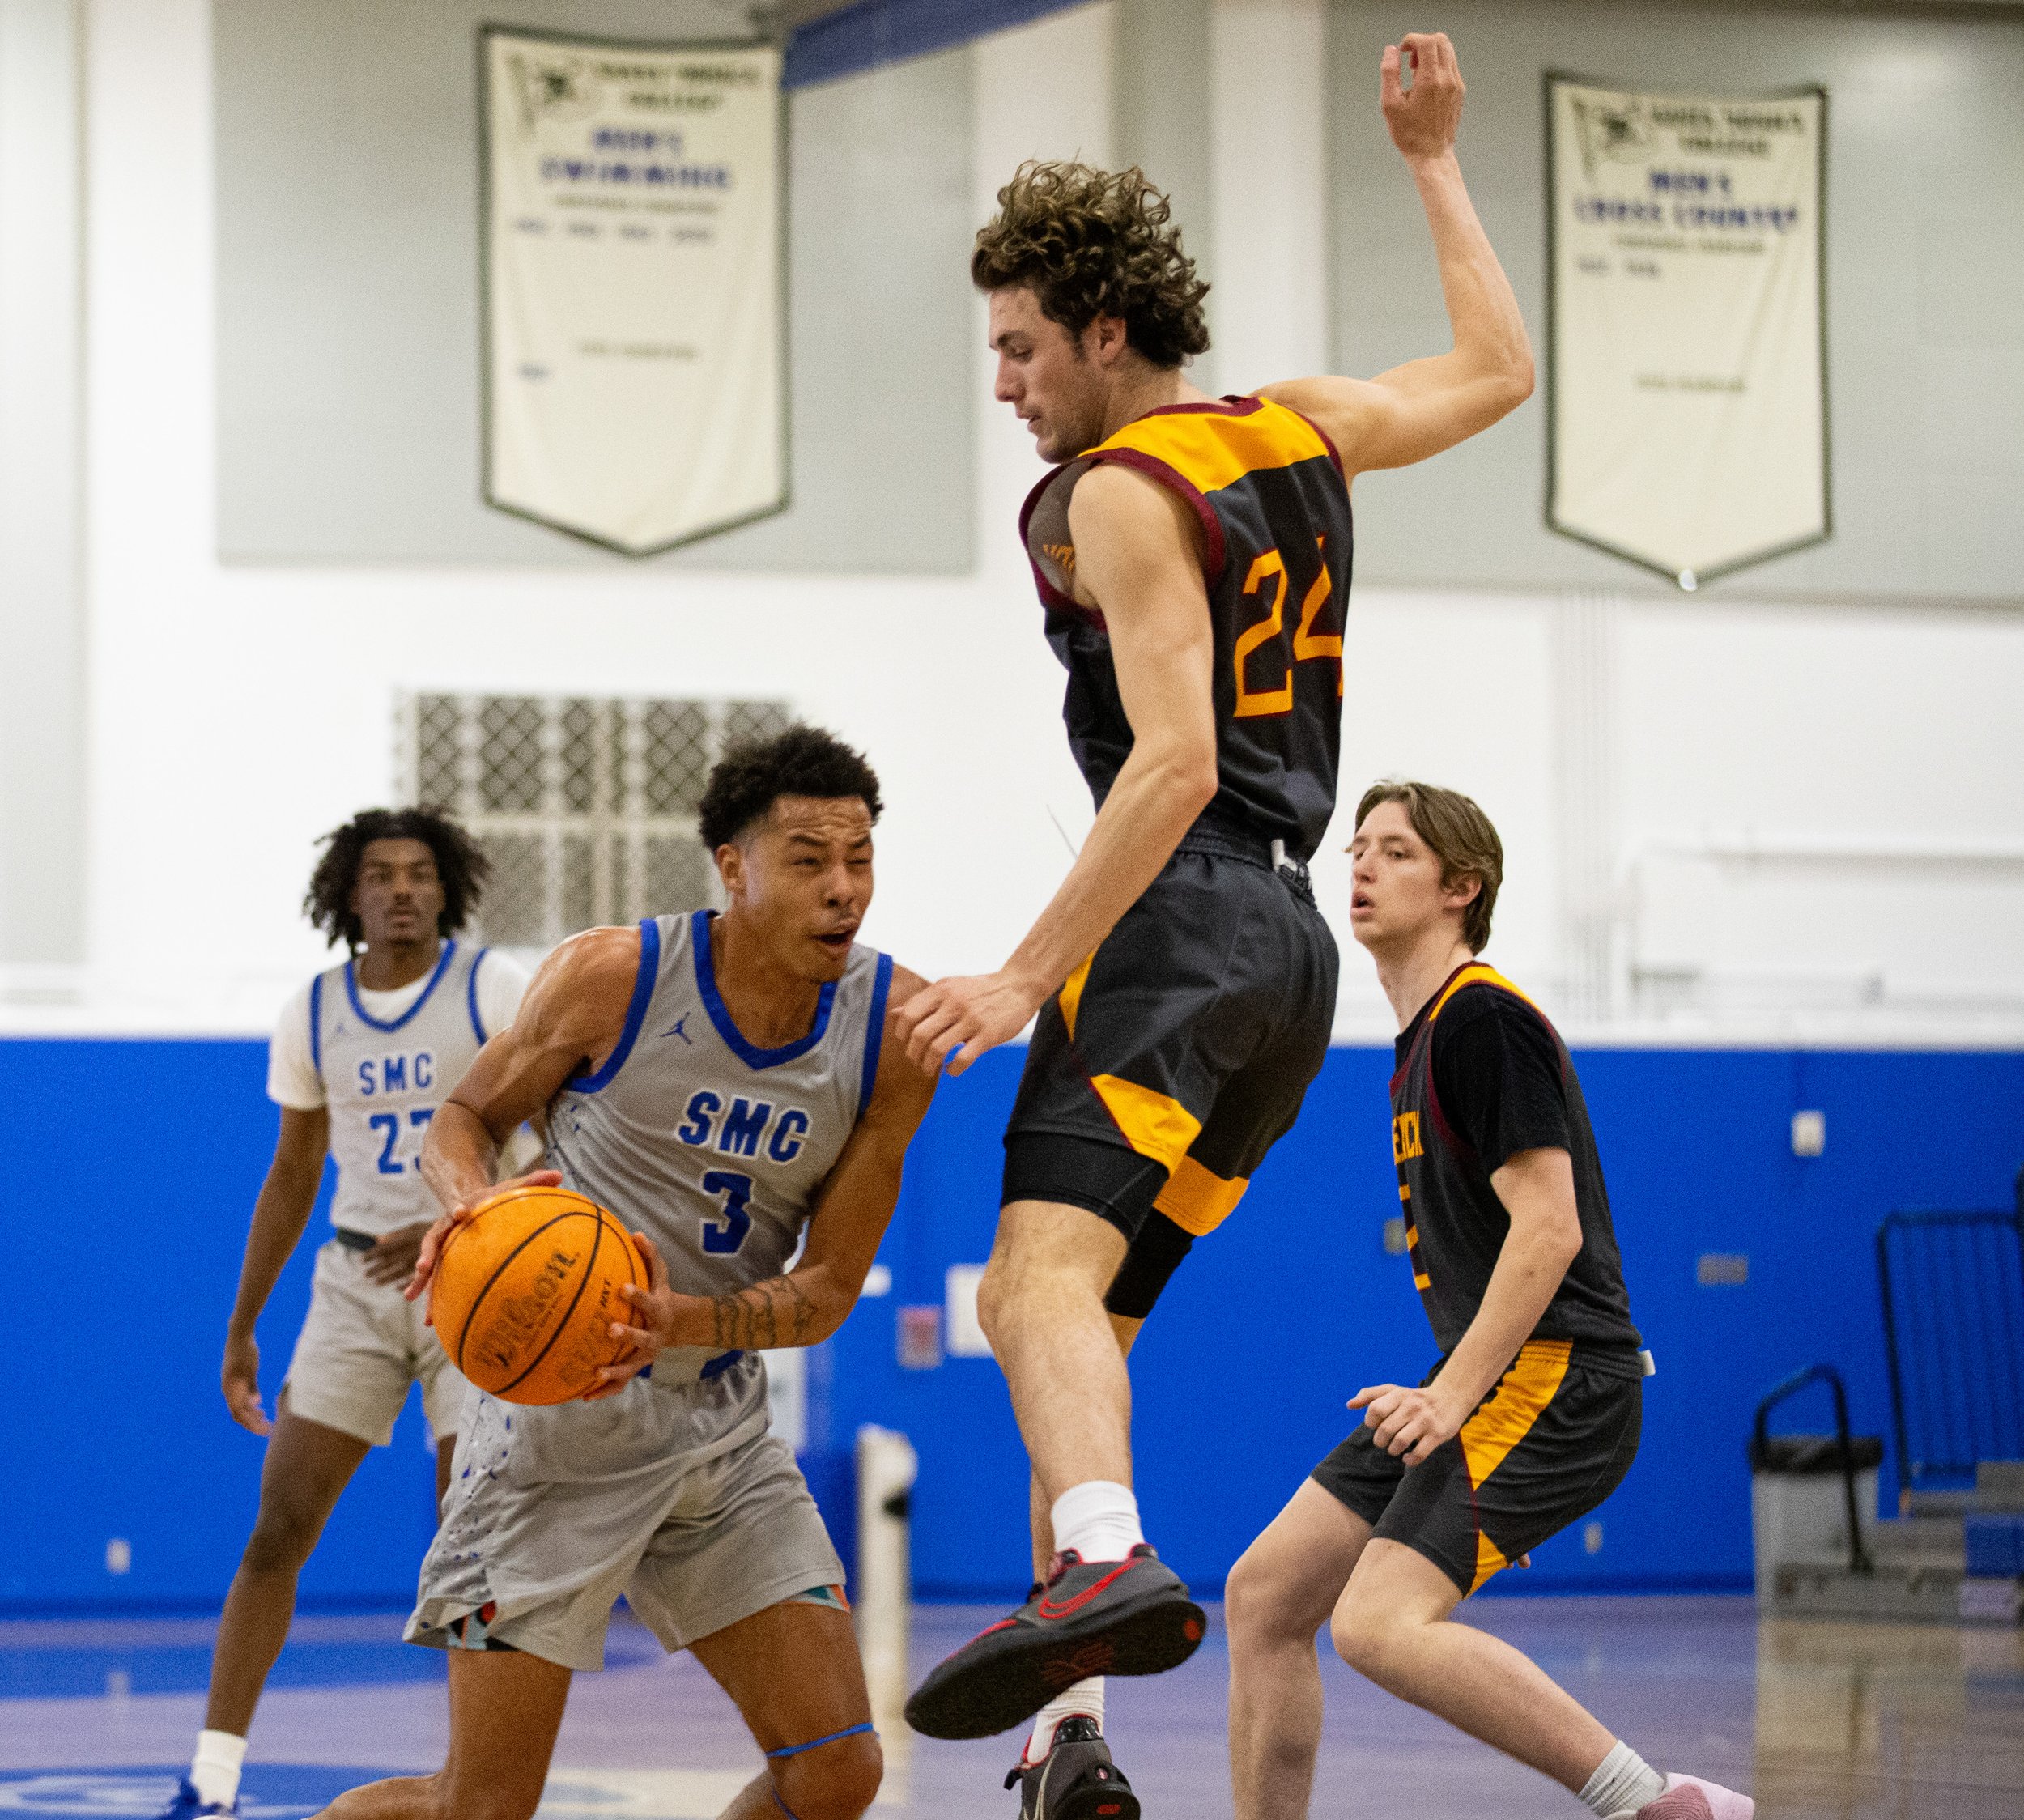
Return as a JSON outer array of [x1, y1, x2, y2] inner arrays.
[[1020, 395, 1354, 864], [1392, 963, 1643, 1367]]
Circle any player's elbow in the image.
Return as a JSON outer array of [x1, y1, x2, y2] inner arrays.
[[1481, 351, 1533, 423], [801, 1283, 852, 1346], [1524, 1206, 1583, 1269]]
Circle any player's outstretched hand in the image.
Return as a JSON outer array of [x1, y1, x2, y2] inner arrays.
[[895, 968, 1044, 1077], [1380, 32, 1465, 164], [406, 1167, 565, 1308], [222, 1329, 271, 1437], [591, 1230, 698, 1397], [1349, 1380, 1467, 1466]]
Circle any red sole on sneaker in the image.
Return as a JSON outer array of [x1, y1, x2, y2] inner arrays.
[[908, 1597, 1206, 1740], [1046, 1785, 1140, 1820]]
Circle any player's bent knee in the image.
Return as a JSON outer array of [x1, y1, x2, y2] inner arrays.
[[772, 1731, 882, 1820], [1224, 1542, 1313, 1648], [242, 1495, 328, 1574], [1329, 1597, 1403, 1683], [975, 1257, 1014, 1346]]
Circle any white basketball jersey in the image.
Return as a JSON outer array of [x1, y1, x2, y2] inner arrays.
[[548, 911, 891, 1393], [310, 941, 495, 1236]]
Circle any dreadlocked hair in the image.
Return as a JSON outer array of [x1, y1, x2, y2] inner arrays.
[[304, 806, 491, 951], [696, 725, 882, 853], [972, 160, 1210, 368]]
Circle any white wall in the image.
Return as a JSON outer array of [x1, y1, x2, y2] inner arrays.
[[14, 0, 2022, 1048], [0, 0, 86, 971]]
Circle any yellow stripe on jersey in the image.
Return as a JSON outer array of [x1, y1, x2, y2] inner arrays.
[[1427, 963, 1545, 1025], [1458, 1338, 1572, 1494], [1091, 398, 1333, 496], [1090, 1074, 1202, 1173], [1059, 951, 1097, 1040], [1459, 1338, 1573, 1592], [1154, 1155, 1250, 1237]]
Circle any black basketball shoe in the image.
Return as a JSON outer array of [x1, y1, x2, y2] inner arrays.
[[905, 1545, 1205, 1740], [1005, 1717, 1139, 1819]]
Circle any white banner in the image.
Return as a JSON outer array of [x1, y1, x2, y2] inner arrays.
[[1546, 77, 1827, 587], [483, 31, 785, 555]]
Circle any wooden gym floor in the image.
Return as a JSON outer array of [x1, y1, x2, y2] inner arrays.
[[0, 1597, 2017, 1817]]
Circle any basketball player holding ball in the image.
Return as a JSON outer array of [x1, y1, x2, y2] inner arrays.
[[320, 726, 937, 1820], [162, 810, 530, 1820]]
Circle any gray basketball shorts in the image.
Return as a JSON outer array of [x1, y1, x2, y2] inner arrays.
[[283, 1238, 469, 1448], [406, 1375, 844, 1673]]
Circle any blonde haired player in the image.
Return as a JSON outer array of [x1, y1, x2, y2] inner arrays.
[[1224, 782, 1750, 1820], [163, 809, 530, 1819]]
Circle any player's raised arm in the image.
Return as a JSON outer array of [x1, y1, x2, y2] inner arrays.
[[605, 970, 940, 1366], [1262, 32, 1532, 477], [409, 924, 637, 1295]]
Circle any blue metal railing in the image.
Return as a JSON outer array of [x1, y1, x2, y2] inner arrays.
[[1876, 1188, 2024, 1503]]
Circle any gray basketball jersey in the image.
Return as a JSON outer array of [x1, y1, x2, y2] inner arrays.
[[310, 941, 495, 1236], [547, 910, 893, 1394]]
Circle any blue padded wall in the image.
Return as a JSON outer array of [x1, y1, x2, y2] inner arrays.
[[0, 1040, 441, 1612], [822, 1044, 2024, 1600], [3, 1036, 2022, 1610]]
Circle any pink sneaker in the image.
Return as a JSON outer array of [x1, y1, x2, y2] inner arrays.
[[1638, 1775, 1754, 1820]]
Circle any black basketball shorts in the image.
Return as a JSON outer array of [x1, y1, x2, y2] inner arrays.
[[1311, 1341, 1643, 1597], [1001, 838, 1338, 1319]]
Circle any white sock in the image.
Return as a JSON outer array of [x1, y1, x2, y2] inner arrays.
[[1580, 1740, 1665, 1818], [1024, 1676, 1104, 1763], [1050, 1480, 1143, 1563], [190, 1731, 248, 1809]]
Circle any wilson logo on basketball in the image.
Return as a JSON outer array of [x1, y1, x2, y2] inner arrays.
[[431, 1184, 644, 1405], [470, 1245, 580, 1372]]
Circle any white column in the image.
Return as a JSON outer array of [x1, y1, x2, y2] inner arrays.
[[0, 0, 87, 978], [971, 1, 1117, 582], [1552, 589, 1623, 1025], [1208, 0, 1328, 395]]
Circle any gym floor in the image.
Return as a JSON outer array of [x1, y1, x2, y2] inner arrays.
[[1, 1600, 2017, 1818]]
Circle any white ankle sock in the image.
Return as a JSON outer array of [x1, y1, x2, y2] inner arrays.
[[190, 1731, 248, 1809], [1580, 1740, 1665, 1818], [1050, 1481, 1143, 1563], [1024, 1676, 1104, 1763]]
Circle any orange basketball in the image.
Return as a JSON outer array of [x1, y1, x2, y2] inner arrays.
[[430, 1184, 647, 1405]]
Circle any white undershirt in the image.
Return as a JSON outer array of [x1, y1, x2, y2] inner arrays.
[[267, 946, 533, 1110]]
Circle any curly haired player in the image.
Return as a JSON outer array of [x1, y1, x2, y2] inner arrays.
[[160, 809, 531, 1818], [894, 32, 1538, 1817]]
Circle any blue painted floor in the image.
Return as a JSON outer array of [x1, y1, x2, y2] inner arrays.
[[0, 1613, 666, 1699]]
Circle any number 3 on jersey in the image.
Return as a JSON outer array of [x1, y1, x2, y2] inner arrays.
[[700, 1170, 754, 1255], [1234, 537, 1342, 717]]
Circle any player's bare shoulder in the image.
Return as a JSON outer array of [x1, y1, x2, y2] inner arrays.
[[1256, 376, 1386, 477], [1065, 458, 1209, 610], [517, 922, 645, 1058]]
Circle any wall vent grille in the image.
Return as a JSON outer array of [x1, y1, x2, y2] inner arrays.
[[397, 693, 791, 950]]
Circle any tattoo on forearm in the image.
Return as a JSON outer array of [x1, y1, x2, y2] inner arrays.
[[705, 1274, 823, 1350]]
